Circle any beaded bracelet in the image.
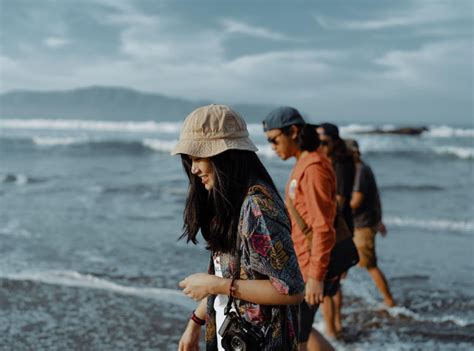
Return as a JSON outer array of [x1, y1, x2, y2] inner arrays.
[[190, 310, 205, 326]]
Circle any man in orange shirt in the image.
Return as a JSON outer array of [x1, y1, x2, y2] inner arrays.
[[263, 107, 337, 351]]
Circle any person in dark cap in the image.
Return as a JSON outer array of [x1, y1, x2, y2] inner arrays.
[[263, 107, 337, 351], [316, 123, 356, 338]]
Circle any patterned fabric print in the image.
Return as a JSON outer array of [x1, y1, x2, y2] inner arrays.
[[205, 183, 305, 351]]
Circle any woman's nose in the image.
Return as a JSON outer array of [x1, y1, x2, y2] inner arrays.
[[191, 162, 199, 174]]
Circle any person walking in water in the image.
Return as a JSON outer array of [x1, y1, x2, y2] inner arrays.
[[173, 104, 305, 351], [346, 139, 395, 307], [263, 106, 337, 351], [316, 123, 355, 339]]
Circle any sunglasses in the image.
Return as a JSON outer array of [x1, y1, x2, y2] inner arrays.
[[320, 140, 328, 146], [267, 132, 283, 145]]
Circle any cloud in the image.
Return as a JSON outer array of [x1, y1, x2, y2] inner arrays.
[[315, 15, 414, 30], [1, 0, 471, 122], [315, 1, 470, 31], [44, 37, 69, 49], [117, 19, 224, 63], [220, 19, 301, 41], [374, 40, 472, 91]]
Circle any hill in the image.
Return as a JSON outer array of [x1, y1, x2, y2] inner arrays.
[[0, 86, 274, 122]]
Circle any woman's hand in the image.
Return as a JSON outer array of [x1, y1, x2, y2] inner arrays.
[[178, 320, 202, 351], [179, 273, 225, 301], [305, 277, 324, 306]]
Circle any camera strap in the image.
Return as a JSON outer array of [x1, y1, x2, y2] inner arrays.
[[224, 233, 242, 318]]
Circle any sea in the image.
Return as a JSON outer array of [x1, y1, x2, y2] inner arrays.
[[0, 118, 473, 350]]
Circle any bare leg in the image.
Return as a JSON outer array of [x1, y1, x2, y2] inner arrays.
[[368, 266, 395, 307], [321, 296, 337, 337], [333, 289, 342, 333], [306, 329, 335, 351]]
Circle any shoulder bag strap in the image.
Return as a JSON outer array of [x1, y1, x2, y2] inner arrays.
[[287, 198, 313, 251]]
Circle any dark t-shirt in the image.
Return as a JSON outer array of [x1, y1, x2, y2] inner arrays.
[[333, 154, 355, 232], [353, 161, 382, 228]]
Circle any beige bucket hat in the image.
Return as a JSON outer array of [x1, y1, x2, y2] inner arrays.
[[171, 104, 258, 158]]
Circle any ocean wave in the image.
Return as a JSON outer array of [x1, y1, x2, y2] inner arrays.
[[433, 146, 474, 160], [0, 219, 33, 238], [387, 306, 471, 327], [358, 138, 472, 160], [384, 216, 473, 233], [340, 123, 378, 134], [142, 138, 177, 153], [0, 119, 182, 134], [381, 184, 444, 192], [5, 270, 195, 309], [425, 125, 474, 138], [342, 275, 474, 329], [0, 173, 44, 185], [2, 119, 472, 139], [32, 136, 89, 146], [0, 173, 29, 184], [1, 126, 472, 161], [97, 183, 162, 197]]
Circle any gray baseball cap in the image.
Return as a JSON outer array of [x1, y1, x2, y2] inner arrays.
[[262, 106, 306, 131]]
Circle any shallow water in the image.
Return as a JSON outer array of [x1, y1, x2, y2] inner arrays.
[[1, 119, 473, 350]]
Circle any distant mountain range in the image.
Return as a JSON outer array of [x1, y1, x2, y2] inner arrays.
[[0, 86, 275, 122]]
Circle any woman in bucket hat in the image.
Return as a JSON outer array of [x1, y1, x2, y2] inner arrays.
[[173, 104, 305, 351]]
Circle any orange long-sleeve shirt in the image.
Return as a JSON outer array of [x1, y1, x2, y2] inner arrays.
[[285, 150, 337, 282]]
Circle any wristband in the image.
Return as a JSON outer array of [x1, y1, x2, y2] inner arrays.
[[190, 310, 205, 326]]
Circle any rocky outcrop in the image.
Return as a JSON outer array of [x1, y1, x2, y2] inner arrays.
[[363, 127, 428, 136]]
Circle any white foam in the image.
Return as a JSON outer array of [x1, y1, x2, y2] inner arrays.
[[32, 136, 87, 146], [387, 306, 470, 327], [0, 219, 33, 238], [6, 270, 196, 310], [255, 143, 278, 158], [340, 124, 377, 135], [142, 138, 178, 152], [0, 173, 29, 185], [432, 146, 474, 160], [0, 119, 182, 134], [425, 125, 474, 138], [385, 216, 473, 233], [338, 273, 473, 328], [247, 123, 264, 136]]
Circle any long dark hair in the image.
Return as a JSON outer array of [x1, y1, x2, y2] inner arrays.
[[329, 137, 353, 162], [180, 150, 280, 253], [281, 124, 320, 151]]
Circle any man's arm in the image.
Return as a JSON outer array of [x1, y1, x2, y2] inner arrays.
[[350, 191, 364, 209]]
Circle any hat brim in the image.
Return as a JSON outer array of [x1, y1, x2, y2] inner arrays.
[[171, 137, 258, 158]]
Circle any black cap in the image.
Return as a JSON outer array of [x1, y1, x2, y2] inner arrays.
[[262, 106, 306, 132], [319, 122, 340, 139]]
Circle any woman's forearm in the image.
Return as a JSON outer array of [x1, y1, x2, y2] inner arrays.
[[212, 278, 303, 305], [194, 298, 207, 320]]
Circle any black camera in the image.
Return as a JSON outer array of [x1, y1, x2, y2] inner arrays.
[[218, 311, 266, 350]]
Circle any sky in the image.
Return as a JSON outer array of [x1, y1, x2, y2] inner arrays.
[[0, 0, 473, 124]]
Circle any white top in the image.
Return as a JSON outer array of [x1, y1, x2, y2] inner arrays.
[[213, 255, 235, 351]]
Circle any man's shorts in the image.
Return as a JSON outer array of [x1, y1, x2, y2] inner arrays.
[[298, 300, 318, 343], [297, 276, 341, 342], [353, 226, 377, 268]]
